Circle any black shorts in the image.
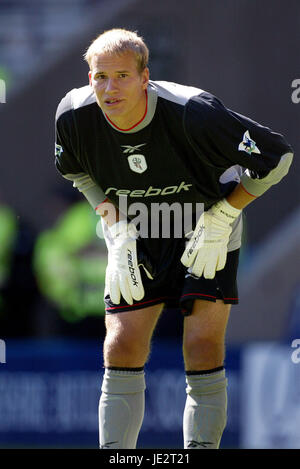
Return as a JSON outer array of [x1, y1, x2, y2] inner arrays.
[[104, 236, 240, 316]]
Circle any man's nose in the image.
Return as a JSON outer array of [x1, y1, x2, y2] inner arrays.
[[106, 78, 118, 93]]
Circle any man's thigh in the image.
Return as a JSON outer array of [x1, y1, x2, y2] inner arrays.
[[184, 299, 231, 338]]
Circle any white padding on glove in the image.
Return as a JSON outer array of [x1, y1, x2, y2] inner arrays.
[[102, 220, 151, 305], [181, 199, 241, 279]]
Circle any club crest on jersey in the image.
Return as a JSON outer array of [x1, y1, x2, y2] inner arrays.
[[127, 154, 147, 174], [238, 130, 261, 155], [121, 144, 147, 173]]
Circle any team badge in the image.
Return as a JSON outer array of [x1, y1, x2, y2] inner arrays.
[[127, 154, 147, 174], [121, 144, 148, 174], [238, 130, 261, 155]]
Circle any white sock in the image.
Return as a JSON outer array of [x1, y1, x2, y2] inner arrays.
[[99, 368, 145, 449], [183, 368, 227, 449]]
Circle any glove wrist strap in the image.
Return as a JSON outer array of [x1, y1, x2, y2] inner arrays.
[[109, 220, 138, 239], [212, 198, 241, 222]]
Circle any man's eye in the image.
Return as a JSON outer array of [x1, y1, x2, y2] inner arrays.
[[119, 74, 128, 78]]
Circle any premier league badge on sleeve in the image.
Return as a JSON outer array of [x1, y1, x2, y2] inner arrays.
[[55, 143, 63, 157], [238, 130, 261, 155]]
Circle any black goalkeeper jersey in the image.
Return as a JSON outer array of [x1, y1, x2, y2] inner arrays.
[[55, 80, 292, 214], [55, 80, 293, 270]]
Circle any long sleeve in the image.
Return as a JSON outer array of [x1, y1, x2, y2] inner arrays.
[[184, 92, 294, 195]]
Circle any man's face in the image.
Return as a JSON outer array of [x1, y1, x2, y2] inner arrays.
[[89, 51, 149, 128]]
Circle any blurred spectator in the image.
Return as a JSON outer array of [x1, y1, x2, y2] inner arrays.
[[33, 200, 107, 323]]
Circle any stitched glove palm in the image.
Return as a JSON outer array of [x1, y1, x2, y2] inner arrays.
[[101, 220, 153, 305], [181, 199, 241, 279]]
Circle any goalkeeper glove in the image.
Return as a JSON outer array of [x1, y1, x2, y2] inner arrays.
[[101, 219, 153, 305], [181, 199, 241, 279]]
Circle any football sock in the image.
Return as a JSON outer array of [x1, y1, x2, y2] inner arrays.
[[183, 367, 227, 449], [99, 367, 146, 449]]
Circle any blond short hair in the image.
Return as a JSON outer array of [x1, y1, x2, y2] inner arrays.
[[84, 28, 149, 73]]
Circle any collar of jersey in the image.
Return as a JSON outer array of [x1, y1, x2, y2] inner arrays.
[[102, 82, 158, 134]]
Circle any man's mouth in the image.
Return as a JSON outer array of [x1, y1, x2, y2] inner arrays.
[[105, 98, 123, 106]]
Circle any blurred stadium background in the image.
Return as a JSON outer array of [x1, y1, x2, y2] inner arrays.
[[0, 0, 299, 449]]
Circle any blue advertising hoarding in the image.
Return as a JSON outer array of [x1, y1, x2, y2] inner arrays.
[[0, 339, 241, 449]]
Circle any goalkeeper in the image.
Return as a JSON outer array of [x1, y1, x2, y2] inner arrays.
[[54, 28, 293, 449]]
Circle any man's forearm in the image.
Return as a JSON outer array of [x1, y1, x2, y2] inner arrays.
[[95, 199, 126, 227], [226, 182, 257, 210]]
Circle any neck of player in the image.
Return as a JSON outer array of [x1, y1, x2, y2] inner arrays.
[[106, 90, 147, 131]]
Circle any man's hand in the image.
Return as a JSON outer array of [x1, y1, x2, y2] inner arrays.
[[102, 220, 153, 305], [181, 199, 241, 279]]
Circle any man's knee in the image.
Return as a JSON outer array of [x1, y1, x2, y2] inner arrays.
[[183, 300, 230, 370], [184, 333, 225, 361], [103, 304, 163, 368], [104, 328, 150, 367], [184, 332, 224, 352]]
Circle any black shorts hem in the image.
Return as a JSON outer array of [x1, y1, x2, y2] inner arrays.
[[180, 292, 239, 316], [105, 295, 175, 314], [180, 292, 239, 304]]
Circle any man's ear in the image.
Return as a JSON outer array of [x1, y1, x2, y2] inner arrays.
[[142, 67, 150, 90], [88, 71, 92, 86]]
